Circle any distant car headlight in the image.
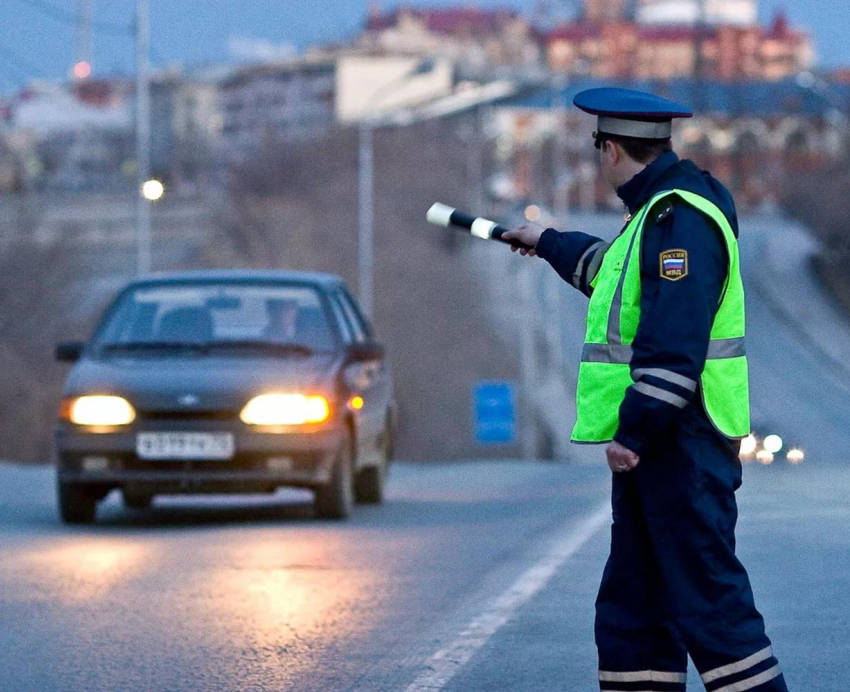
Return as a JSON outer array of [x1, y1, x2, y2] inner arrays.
[[756, 449, 774, 465], [763, 434, 783, 454], [64, 395, 136, 426], [739, 433, 758, 456], [786, 448, 805, 464], [240, 394, 330, 426]]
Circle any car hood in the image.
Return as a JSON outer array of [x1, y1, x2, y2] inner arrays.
[[63, 354, 341, 411]]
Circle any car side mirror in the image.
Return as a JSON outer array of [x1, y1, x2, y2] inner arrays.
[[55, 341, 85, 363], [347, 341, 384, 362]]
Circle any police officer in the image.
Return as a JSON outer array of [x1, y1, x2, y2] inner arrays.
[[503, 88, 788, 692]]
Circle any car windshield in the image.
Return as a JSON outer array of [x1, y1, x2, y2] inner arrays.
[[95, 282, 336, 354]]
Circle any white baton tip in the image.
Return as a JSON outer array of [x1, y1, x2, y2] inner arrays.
[[471, 218, 497, 240], [426, 202, 455, 227]]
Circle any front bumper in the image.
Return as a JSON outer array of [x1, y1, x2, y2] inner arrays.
[[56, 418, 345, 494]]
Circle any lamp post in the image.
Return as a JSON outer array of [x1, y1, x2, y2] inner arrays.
[[135, 0, 152, 275], [358, 59, 435, 317]]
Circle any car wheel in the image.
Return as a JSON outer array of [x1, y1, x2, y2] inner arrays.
[[57, 482, 97, 524], [355, 425, 391, 505], [314, 434, 354, 520], [122, 489, 153, 510]]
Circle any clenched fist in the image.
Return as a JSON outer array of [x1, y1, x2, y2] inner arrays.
[[606, 441, 640, 473]]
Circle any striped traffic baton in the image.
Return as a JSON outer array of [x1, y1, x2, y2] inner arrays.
[[426, 203, 532, 250]]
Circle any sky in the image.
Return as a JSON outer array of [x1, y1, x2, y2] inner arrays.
[[1, 0, 848, 93]]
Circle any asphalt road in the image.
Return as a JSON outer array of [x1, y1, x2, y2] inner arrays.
[[1, 215, 848, 691]]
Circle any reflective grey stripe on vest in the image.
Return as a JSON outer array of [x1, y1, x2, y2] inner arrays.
[[708, 337, 747, 359], [582, 337, 746, 365], [606, 214, 645, 345]]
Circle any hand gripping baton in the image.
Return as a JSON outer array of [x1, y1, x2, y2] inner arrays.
[[426, 203, 532, 250]]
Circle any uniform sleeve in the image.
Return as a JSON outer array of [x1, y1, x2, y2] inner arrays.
[[612, 204, 728, 456], [536, 228, 611, 297]]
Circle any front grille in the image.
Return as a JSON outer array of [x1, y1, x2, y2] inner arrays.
[[120, 453, 321, 472], [138, 410, 237, 421]]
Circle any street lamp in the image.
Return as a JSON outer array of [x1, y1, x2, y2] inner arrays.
[[358, 59, 435, 317], [141, 179, 164, 201]]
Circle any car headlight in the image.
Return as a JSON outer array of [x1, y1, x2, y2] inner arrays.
[[63, 395, 136, 426], [240, 394, 330, 426]]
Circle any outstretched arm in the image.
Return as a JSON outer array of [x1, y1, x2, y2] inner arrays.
[[501, 223, 609, 297]]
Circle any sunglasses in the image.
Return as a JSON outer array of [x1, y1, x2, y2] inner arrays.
[[593, 130, 606, 150]]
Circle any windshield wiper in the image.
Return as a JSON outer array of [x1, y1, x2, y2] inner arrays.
[[204, 340, 314, 356]]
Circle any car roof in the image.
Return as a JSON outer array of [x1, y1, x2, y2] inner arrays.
[[127, 269, 347, 290]]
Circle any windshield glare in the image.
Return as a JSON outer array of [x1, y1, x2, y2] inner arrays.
[[96, 283, 336, 353]]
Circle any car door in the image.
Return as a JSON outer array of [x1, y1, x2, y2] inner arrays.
[[332, 288, 389, 468]]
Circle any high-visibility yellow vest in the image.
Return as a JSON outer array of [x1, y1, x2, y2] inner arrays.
[[572, 188, 750, 443]]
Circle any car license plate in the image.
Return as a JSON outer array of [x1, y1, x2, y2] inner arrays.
[[136, 432, 235, 460]]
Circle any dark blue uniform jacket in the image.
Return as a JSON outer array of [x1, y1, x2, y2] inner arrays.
[[536, 151, 739, 455]]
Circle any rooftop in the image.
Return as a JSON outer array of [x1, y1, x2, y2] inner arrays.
[[545, 12, 807, 43], [512, 78, 850, 117], [366, 6, 520, 35]]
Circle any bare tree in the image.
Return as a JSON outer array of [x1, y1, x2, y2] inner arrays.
[[782, 155, 850, 313], [0, 229, 95, 462]]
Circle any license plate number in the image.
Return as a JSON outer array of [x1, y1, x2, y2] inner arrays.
[[136, 432, 235, 460]]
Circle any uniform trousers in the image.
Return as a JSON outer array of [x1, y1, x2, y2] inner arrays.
[[595, 408, 789, 692]]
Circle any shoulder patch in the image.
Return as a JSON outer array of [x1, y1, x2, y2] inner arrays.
[[659, 249, 688, 281]]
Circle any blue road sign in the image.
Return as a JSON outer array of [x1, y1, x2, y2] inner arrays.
[[473, 381, 516, 444]]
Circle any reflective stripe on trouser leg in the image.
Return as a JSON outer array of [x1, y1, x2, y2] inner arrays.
[[700, 645, 786, 692], [599, 668, 687, 691], [596, 474, 687, 692]]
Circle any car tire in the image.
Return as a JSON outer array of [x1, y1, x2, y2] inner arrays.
[[58, 482, 97, 524], [355, 425, 391, 504], [314, 435, 354, 520], [122, 489, 153, 510]]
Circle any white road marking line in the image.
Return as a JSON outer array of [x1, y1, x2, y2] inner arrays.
[[405, 501, 611, 691]]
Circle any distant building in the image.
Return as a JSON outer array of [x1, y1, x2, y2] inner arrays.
[[361, 6, 541, 68], [545, 13, 813, 81], [9, 81, 131, 135], [583, 0, 630, 23], [494, 79, 850, 210], [218, 57, 336, 157], [150, 67, 226, 184], [637, 0, 757, 26], [360, 2, 811, 83], [335, 55, 453, 123], [2, 81, 133, 191]]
